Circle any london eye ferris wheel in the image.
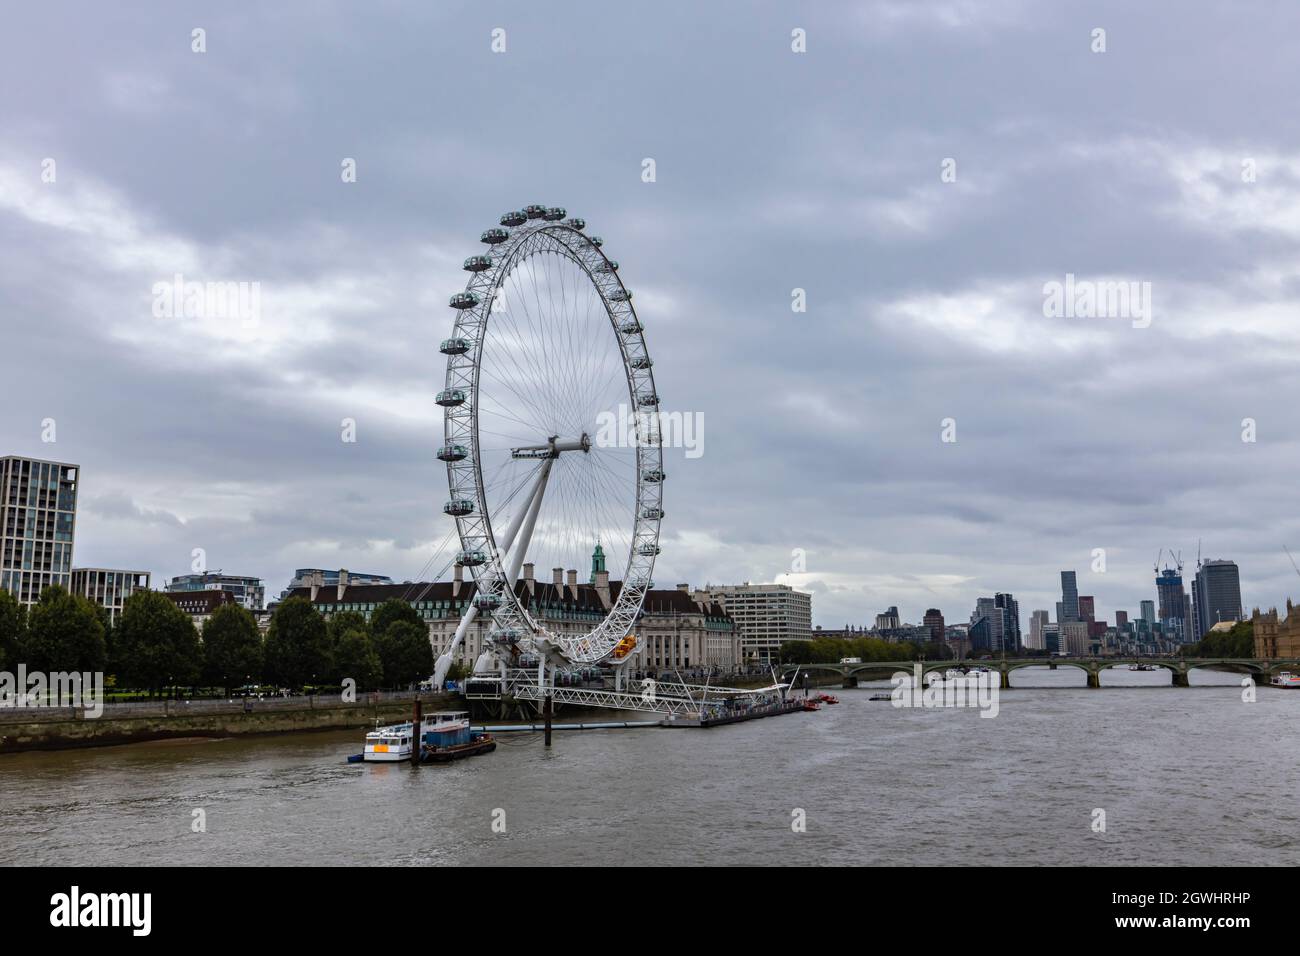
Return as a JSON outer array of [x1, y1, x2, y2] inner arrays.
[[433, 205, 663, 684]]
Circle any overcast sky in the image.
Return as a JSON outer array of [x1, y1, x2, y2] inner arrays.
[[3, 1, 1300, 629]]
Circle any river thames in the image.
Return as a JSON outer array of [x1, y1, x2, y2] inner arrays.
[[2, 667, 1296, 866]]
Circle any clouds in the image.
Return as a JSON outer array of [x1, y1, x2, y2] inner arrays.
[[2, 1, 1300, 628]]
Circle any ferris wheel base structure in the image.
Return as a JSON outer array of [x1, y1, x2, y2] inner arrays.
[[463, 670, 785, 720]]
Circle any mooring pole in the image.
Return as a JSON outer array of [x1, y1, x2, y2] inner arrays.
[[543, 694, 553, 747], [411, 697, 422, 766]]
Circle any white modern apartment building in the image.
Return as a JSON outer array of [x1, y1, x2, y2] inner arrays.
[[693, 582, 813, 665], [71, 567, 152, 624], [1, 456, 79, 606]]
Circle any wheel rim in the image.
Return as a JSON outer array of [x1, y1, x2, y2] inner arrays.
[[441, 210, 663, 665]]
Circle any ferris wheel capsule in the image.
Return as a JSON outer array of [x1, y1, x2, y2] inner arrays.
[[440, 337, 471, 355], [609, 289, 631, 301], [565, 218, 585, 230], [524, 204, 548, 219], [449, 292, 481, 310], [437, 444, 469, 462], [543, 207, 566, 221], [618, 318, 643, 335], [630, 356, 653, 369], [458, 549, 488, 567], [463, 255, 493, 272], [500, 211, 527, 227], [436, 388, 467, 407], [443, 499, 475, 517], [481, 228, 509, 244]]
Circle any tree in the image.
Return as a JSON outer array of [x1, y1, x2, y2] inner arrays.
[[264, 597, 331, 690], [445, 660, 470, 682], [374, 619, 433, 688], [202, 604, 264, 695], [1189, 620, 1254, 658], [114, 591, 202, 695], [333, 628, 383, 691], [369, 599, 422, 640], [24, 585, 106, 674], [327, 609, 369, 644], [0, 589, 24, 671]]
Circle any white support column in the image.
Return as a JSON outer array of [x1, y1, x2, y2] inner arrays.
[[433, 460, 551, 686]]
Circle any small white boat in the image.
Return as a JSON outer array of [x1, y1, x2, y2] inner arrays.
[[362, 721, 416, 762], [1270, 671, 1300, 688]]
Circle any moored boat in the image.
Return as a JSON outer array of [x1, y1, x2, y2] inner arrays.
[[359, 710, 481, 763], [1270, 671, 1300, 688], [418, 710, 497, 762], [361, 721, 416, 762]]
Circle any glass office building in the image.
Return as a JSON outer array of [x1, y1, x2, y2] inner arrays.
[[0, 456, 79, 606]]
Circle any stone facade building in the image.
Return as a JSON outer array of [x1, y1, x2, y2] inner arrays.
[[163, 588, 239, 628], [1252, 601, 1300, 658], [283, 562, 742, 674]]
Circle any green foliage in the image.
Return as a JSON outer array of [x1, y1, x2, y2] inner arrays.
[[333, 628, 383, 691], [114, 591, 202, 692], [0, 589, 24, 671], [374, 619, 433, 688], [264, 597, 331, 690], [445, 660, 470, 682], [1188, 620, 1254, 658], [779, 636, 916, 666], [24, 585, 107, 673], [201, 603, 264, 693], [327, 609, 369, 643], [919, 640, 954, 661], [369, 599, 422, 640]]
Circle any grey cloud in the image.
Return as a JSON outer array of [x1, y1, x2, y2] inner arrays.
[[3, 1, 1300, 630]]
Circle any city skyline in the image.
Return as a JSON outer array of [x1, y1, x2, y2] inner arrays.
[[3, 449, 1285, 633]]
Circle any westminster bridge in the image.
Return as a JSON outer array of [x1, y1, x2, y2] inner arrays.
[[779, 658, 1300, 689]]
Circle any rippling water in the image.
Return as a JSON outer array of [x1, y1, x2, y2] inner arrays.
[[2, 667, 1296, 866]]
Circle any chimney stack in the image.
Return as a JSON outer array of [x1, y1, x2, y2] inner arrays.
[[595, 569, 611, 609], [553, 567, 563, 590], [309, 570, 324, 603], [523, 562, 535, 597], [453, 561, 463, 598], [566, 569, 577, 601], [677, 583, 690, 593], [337, 568, 349, 602]]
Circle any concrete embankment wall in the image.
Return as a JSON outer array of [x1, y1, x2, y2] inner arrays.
[[0, 694, 462, 754]]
